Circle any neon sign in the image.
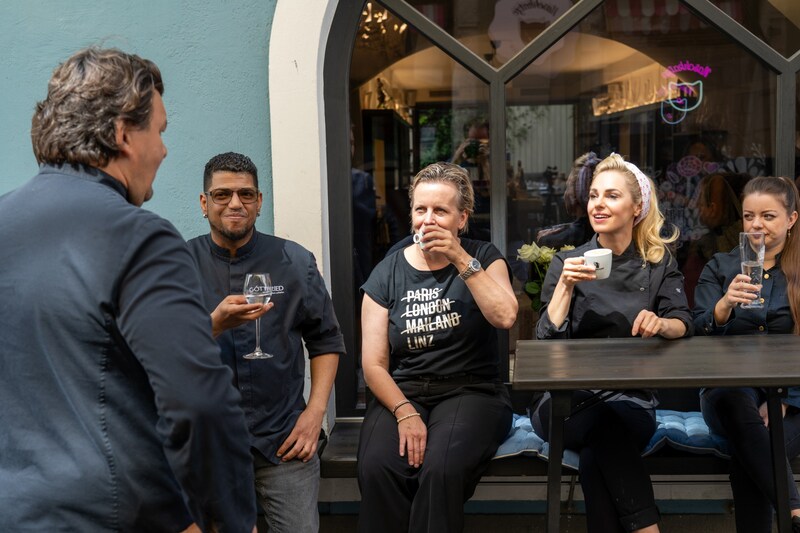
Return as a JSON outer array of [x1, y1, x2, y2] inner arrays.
[[659, 62, 711, 125], [662, 61, 712, 79]]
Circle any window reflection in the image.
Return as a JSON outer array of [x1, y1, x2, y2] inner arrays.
[[796, 72, 800, 187], [351, 3, 490, 406], [406, 0, 576, 67], [348, 0, 785, 395], [505, 2, 776, 341], [710, 0, 800, 58]]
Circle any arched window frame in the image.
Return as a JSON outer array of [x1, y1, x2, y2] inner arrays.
[[273, 0, 800, 417]]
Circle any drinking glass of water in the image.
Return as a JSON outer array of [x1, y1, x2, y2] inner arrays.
[[739, 232, 765, 309], [243, 272, 273, 359]]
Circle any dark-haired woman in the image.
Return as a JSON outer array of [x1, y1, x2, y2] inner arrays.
[[694, 176, 800, 532]]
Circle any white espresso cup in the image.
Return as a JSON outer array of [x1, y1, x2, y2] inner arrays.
[[582, 248, 612, 280]]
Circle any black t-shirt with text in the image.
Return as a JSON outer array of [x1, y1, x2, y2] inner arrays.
[[362, 238, 507, 381]]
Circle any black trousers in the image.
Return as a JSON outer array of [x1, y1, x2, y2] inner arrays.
[[531, 391, 659, 533], [701, 387, 800, 533], [357, 378, 512, 533]]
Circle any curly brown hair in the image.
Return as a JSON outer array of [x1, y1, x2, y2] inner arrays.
[[31, 47, 163, 167]]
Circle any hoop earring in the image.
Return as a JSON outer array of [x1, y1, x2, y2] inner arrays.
[[203, 213, 208, 218]]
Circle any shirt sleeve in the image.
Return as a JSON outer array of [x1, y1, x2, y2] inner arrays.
[[692, 253, 734, 336], [361, 253, 393, 308], [654, 256, 693, 336], [116, 218, 256, 533], [536, 252, 570, 339], [474, 241, 512, 282], [301, 252, 346, 357]]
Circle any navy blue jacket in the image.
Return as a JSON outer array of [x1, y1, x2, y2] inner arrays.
[[693, 248, 800, 408], [0, 165, 256, 532]]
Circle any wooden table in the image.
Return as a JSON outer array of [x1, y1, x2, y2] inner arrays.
[[514, 335, 800, 533]]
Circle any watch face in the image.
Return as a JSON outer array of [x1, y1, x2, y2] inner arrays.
[[470, 258, 481, 271]]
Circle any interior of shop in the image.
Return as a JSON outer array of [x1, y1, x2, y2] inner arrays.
[[343, 0, 799, 406]]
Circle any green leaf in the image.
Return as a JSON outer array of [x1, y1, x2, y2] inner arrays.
[[525, 281, 541, 294]]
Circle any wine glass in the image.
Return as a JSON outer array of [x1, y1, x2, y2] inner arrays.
[[243, 272, 273, 359]]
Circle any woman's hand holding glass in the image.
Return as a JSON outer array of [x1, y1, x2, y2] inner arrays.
[[723, 273, 762, 309]]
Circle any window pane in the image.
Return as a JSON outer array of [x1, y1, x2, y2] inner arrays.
[[351, 2, 490, 407], [506, 2, 776, 342], [796, 72, 800, 185], [406, 0, 577, 66], [709, 0, 800, 58]]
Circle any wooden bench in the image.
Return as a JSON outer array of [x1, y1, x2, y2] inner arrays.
[[320, 388, 800, 498]]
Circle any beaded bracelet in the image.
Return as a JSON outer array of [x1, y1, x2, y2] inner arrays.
[[391, 399, 410, 415], [396, 412, 421, 424]]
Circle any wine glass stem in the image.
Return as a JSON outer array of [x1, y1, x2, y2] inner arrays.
[[254, 316, 262, 352]]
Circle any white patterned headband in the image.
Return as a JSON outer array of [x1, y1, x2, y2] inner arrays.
[[623, 161, 652, 226]]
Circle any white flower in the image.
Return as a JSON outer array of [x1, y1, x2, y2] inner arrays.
[[517, 242, 541, 263], [537, 246, 556, 264]]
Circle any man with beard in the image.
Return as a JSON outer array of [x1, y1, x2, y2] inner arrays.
[[187, 152, 345, 532]]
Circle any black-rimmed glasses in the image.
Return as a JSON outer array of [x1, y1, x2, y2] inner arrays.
[[205, 188, 259, 205]]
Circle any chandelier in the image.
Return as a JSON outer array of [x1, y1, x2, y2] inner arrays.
[[358, 2, 408, 55]]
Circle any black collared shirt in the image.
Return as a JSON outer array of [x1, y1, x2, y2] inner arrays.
[[537, 235, 693, 339], [186, 232, 345, 464]]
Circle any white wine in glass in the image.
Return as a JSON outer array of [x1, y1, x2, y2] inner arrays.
[[243, 272, 273, 359]]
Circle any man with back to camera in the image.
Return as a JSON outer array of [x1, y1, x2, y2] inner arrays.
[[0, 47, 256, 532], [187, 152, 345, 532]]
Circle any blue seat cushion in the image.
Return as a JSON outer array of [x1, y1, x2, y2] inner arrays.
[[492, 411, 729, 470], [643, 409, 729, 458]]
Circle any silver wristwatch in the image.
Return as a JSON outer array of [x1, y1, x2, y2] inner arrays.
[[459, 257, 482, 280]]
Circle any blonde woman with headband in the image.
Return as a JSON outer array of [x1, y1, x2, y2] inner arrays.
[[529, 153, 692, 533]]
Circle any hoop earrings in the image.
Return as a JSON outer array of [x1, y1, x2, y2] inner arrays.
[[202, 213, 208, 218]]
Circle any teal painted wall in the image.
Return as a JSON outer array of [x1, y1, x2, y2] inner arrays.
[[0, 0, 277, 238]]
